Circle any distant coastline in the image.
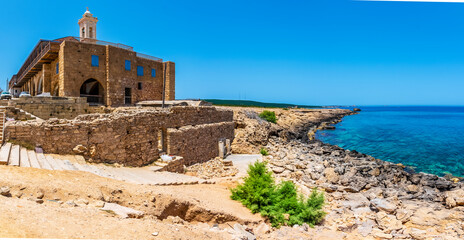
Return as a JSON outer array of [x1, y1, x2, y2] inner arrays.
[[202, 99, 361, 110], [202, 99, 321, 109]]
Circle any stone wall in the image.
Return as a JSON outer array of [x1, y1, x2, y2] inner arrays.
[[9, 97, 90, 120], [5, 106, 234, 167], [166, 122, 235, 166]]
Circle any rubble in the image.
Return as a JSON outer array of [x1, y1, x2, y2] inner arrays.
[[186, 158, 239, 179]]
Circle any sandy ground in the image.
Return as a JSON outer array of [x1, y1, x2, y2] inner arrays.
[[0, 165, 262, 239]]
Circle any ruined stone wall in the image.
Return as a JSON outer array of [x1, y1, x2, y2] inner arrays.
[[9, 97, 90, 120], [166, 122, 235, 165], [5, 106, 233, 167]]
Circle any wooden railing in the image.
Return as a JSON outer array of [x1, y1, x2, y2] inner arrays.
[[10, 40, 60, 88]]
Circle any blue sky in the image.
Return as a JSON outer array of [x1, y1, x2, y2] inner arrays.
[[1, 0, 464, 106]]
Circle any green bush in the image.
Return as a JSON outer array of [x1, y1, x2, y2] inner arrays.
[[260, 148, 269, 156], [231, 162, 326, 227], [259, 110, 277, 123]]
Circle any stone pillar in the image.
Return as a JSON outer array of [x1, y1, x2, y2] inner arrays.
[[42, 64, 52, 93], [58, 43, 66, 97], [226, 139, 231, 156], [218, 140, 225, 159], [165, 61, 175, 100]]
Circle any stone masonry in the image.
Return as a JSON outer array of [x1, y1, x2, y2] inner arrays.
[[10, 9, 175, 107], [5, 106, 234, 167], [8, 97, 91, 120]]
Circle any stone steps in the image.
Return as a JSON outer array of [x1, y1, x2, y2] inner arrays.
[[0, 143, 209, 186], [19, 147, 30, 167], [8, 145, 20, 166], [0, 143, 12, 165]]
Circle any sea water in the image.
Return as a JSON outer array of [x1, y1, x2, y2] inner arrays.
[[315, 106, 464, 177]]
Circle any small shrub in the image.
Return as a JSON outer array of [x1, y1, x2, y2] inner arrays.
[[259, 110, 277, 123], [231, 162, 326, 227], [260, 148, 269, 156], [231, 161, 275, 213]]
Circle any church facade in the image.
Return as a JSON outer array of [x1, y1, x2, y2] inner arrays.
[[9, 8, 175, 106]]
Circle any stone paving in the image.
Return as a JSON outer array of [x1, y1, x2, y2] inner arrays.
[[224, 154, 262, 177], [0, 144, 209, 186]]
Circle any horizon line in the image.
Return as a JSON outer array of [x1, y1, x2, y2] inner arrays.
[[358, 0, 464, 2]]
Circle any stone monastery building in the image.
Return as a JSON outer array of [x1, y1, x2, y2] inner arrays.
[[9, 8, 175, 106]]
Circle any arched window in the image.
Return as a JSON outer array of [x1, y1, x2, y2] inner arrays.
[[89, 27, 93, 38], [82, 27, 85, 36]]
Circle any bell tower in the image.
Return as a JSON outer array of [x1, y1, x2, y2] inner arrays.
[[78, 7, 98, 39]]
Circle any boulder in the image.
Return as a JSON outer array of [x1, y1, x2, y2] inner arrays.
[[408, 228, 427, 240], [73, 144, 87, 154], [0, 186, 11, 197], [272, 166, 285, 174], [370, 198, 397, 214], [395, 209, 412, 223], [445, 189, 464, 208], [254, 222, 270, 236], [371, 228, 393, 239], [406, 184, 419, 193], [324, 168, 339, 184], [375, 212, 403, 233], [233, 223, 256, 240], [357, 219, 375, 237], [343, 193, 370, 210]]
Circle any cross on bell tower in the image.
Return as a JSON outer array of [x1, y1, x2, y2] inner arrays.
[[78, 7, 98, 39]]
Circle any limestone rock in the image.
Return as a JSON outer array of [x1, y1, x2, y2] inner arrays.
[[408, 228, 427, 240], [272, 166, 285, 174], [342, 193, 370, 210], [357, 219, 375, 237], [73, 144, 87, 154], [254, 222, 270, 236], [406, 184, 419, 193], [324, 168, 339, 184], [370, 198, 397, 214], [445, 189, 464, 208], [395, 209, 412, 223], [375, 212, 403, 233], [371, 228, 393, 239], [233, 223, 256, 240], [100, 202, 144, 219], [0, 186, 11, 197]]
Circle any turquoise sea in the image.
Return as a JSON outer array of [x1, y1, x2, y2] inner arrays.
[[316, 106, 464, 177]]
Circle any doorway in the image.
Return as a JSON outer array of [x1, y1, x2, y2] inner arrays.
[[124, 88, 131, 105]]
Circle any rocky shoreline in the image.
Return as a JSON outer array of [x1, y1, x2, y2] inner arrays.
[[226, 106, 464, 239]]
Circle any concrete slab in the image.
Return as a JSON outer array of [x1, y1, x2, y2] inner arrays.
[[36, 153, 53, 170], [44, 155, 63, 170], [19, 147, 30, 167], [27, 150, 41, 169], [0, 143, 12, 165], [100, 202, 144, 219], [225, 154, 263, 177], [8, 145, 20, 166], [62, 160, 79, 171]]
